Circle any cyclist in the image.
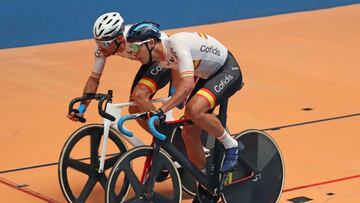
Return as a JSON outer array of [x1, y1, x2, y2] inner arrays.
[[126, 22, 244, 173], [67, 12, 171, 130]]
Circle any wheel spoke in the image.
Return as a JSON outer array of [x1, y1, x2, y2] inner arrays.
[[144, 155, 163, 189], [104, 154, 122, 170], [124, 163, 142, 195], [90, 134, 101, 164], [78, 177, 97, 202], [113, 176, 130, 203], [99, 173, 108, 190], [67, 159, 91, 175]]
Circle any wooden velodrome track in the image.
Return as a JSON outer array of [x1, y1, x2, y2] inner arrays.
[[0, 4, 359, 203]]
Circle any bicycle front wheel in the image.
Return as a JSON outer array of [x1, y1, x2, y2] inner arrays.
[[222, 129, 284, 203], [58, 123, 128, 203], [106, 146, 182, 203]]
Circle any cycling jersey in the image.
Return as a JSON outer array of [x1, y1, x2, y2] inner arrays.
[[157, 32, 242, 110], [159, 32, 228, 79]]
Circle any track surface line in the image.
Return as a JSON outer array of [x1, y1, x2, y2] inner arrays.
[[283, 174, 360, 192], [0, 176, 59, 202]]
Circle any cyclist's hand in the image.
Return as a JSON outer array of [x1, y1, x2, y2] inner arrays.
[[67, 104, 87, 122], [148, 108, 166, 123], [169, 87, 185, 110], [67, 111, 84, 122]]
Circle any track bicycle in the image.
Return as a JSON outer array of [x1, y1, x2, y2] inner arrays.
[[58, 90, 196, 202], [107, 98, 284, 203]]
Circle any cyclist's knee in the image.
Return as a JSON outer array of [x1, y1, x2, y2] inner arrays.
[[128, 105, 139, 114], [131, 88, 151, 107], [185, 104, 207, 123]]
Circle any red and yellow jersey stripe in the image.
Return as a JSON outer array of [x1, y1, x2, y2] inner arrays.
[[195, 88, 217, 109], [179, 71, 194, 78], [138, 77, 158, 94], [193, 60, 201, 69], [197, 32, 208, 39]]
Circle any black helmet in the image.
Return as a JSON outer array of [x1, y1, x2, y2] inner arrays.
[[127, 21, 161, 43]]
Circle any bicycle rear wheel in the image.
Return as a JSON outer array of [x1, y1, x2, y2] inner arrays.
[[58, 124, 128, 203], [221, 129, 284, 203]]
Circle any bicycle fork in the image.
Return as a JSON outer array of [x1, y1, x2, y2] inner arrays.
[[139, 140, 161, 200], [98, 119, 112, 173]]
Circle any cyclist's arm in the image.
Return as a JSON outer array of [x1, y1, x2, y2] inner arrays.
[[81, 75, 100, 106], [81, 48, 107, 106], [170, 69, 180, 91], [160, 45, 195, 112], [161, 75, 194, 113]]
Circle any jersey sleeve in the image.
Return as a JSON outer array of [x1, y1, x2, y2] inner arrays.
[[170, 39, 194, 78]]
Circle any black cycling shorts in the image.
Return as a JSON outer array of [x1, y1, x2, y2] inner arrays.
[[130, 62, 172, 96], [189, 51, 243, 110]]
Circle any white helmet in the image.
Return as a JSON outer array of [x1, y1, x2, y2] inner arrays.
[[93, 12, 125, 41]]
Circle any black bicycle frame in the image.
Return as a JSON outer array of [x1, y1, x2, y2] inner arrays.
[[146, 99, 229, 193], [145, 97, 259, 195]]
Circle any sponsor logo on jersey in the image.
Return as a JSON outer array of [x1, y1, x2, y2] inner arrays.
[[169, 56, 176, 63], [200, 45, 220, 56], [150, 65, 163, 75], [214, 74, 233, 92], [166, 47, 178, 65], [170, 47, 178, 58]]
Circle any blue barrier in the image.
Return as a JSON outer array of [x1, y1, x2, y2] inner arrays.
[[0, 0, 359, 49]]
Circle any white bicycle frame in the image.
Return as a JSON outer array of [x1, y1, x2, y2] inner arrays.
[[98, 97, 173, 173]]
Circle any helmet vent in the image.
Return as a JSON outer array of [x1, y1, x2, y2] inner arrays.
[[103, 16, 108, 21], [113, 19, 120, 26], [104, 27, 116, 36], [107, 19, 113, 24]]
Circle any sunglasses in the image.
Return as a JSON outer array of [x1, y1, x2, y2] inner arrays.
[[129, 39, 151, 53], [95, 38, 121, 49]]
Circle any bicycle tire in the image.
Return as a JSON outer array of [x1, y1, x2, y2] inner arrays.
[[58, 123, 129, 203]]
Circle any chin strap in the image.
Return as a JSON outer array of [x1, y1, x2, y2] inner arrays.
[[145, 43, 155, 65], [112, 39, 121, 55]]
